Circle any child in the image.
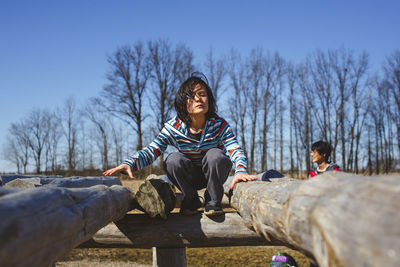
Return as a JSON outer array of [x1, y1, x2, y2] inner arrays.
[[308, 141, 340, 178], [103, 74, 257, 216]]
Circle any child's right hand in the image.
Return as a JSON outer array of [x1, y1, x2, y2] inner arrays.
[[103, 164, 134, 179]]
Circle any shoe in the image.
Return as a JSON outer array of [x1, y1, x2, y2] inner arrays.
[[179, 196, 202, 215], [203, 205, 224, 217]]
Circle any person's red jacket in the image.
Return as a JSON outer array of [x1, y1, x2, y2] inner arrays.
[[308, 163, 340, 178]]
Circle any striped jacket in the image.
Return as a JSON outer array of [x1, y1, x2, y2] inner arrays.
[[123, 115, 248, 174]]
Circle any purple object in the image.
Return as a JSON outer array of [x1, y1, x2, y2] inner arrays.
[[272, 255, 289, 263]]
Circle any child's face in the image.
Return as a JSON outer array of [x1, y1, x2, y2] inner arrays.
[[186, 84, 209, 116], [310, 150, 326, 164]]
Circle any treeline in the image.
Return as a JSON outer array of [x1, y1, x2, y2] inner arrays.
[[2, 39, 399, 177]]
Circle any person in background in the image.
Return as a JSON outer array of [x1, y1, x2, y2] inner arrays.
[[103, 73, 257, 216], [308, 140, 340, 178]]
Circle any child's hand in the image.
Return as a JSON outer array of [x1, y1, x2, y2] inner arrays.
[[230, 173, 258, 190], [103, 164, 134, 179]]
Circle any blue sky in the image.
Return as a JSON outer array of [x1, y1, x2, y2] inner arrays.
[[1, 0, 399, 172]]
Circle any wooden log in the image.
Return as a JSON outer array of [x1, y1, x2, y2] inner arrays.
[[0, 184, 134, 267], [0, 174, 63, 185], [41, 176, 122, 188], [87, 213, 270, 248], [223, 172, 400, 267], [0, 175, 121, 189], [152, 247, 187, 267], [4, 178, 39, 188]]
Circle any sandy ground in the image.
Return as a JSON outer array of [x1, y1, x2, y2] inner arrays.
[[56, 260, 151, 267]]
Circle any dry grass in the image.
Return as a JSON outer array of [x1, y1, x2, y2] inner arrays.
[[58, 246, 310, 267]]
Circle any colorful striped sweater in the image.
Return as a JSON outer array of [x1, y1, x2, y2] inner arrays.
[[123, 115, 248, 175]]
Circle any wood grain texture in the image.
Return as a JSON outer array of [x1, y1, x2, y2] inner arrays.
[[0, 184, 134, 267], [223, 172, 400, 267], [91, 213, 270, 248]]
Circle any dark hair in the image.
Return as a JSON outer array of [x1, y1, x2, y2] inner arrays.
[[311, 141, 332, 161], [174, 74, 217, 125]]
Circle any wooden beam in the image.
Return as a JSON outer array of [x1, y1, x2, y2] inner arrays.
[[0, 184, 134, 267], [87, 213, 270, 248], [223, 172, 400, 266]]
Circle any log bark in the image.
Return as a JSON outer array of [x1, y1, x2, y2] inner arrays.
[[87, 213, 270, 248], [0, 174, 63, 185], [223, 172, 400, 267], [0, 175, 121, 188], [41, 176, 121, 188], [0, 184, 134, 267]]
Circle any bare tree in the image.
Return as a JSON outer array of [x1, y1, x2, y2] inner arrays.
[[259, 52, 277, 171], [7, 121, 30, 173], [307, 50, 336, 159], [270, 53, 285, 170], [60, 97, 79, 173], [45, 113, 62, 174], [345, 51, 369, 171], [296, 63, 313, 174], [103, 41, 151, 151], [148, 39, 194, 131], [330, 48, 356, 171], [227, 49, 249, 157], [287, 62, 297, 176], [148, 39, 194, 167], [204, 47, 226, 106], [83, 98, 111, 170], [77, 119, 88, 171], [26, 108, 52, 174], [111, 124, 124, 166], [2, 136, 22, 173], [246, 48, 264, 172], [384, 50, 400, 159]]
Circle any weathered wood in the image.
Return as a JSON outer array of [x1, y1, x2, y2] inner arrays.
[[0, 174, 63, 184], [152, 247, 187, 267], [0, 184, 134, 267], [41, 176, 122, 188], [0, 175, 121, 188], [87, 213, 270, 248], [135, 178, 176, 219], [4, 178, 39, 188], [223, 172, 400, 267]]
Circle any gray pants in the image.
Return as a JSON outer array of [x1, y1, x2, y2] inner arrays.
[[163, 148, 232, 209]]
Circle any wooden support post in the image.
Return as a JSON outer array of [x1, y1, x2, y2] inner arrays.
[[152, 247, 187, 267]]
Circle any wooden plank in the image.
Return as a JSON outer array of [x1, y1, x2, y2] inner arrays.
[[88, 213, 270, 248], [0, 184, 134, 267], [152, 247, 187, 267], [223, 172, 400, 267]]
